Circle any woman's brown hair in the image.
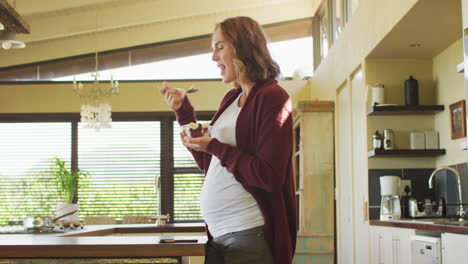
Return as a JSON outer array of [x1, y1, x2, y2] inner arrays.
[[215, 16, 280, 85]]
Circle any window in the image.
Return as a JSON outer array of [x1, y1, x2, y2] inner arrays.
[[319, 5, 330, 61], [346, 0, 360, 19], [0, 20, 313, 81], [0, 113, 213, 226], [333, 0, 344, 41], [173, 121, 206, 222], [78, 121, 161, 219], [52, 37, 313, 82], [0, 123, 71, 226]]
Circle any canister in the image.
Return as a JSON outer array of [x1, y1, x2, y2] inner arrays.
[[425, 131, 439, 149], [383, 129, 394, 150], [373, 130, 382, 149], [409, 132, 425, 149], [372, 84, 385, 106], [405, 75, 419, 105]]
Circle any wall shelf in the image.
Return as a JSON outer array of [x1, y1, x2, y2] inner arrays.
[[368, 148, 446, 157], [366, 105, 444, 116]]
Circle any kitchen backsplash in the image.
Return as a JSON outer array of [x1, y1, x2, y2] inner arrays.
[[368, 162, 468, 219]]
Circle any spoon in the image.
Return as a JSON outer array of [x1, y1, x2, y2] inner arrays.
[[180, 84, 199, 94]]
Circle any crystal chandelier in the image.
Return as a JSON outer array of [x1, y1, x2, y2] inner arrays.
[[72, 15, 119, 130]]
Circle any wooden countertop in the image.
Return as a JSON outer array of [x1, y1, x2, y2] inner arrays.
[[370, 219, 468, 235], [0, 223, 207, 258]]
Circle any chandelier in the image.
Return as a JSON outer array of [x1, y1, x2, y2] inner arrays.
[[72, 14, 119, 130]]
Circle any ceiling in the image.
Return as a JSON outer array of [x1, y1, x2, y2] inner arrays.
[[367, 0, 463, 59], [0, 0, 317, 68]]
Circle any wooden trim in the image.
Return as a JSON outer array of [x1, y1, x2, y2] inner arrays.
[[367, 105, 444, 115], [296, 101, 334, 112], [0, 113, 81, 122], [314, 0, 328, 16], [71, 121, 79, 204], [161, 117, 174, 221], [0, 244, 205, 258], [312, 16, 321, 70], [295, 250, 334, 255], [0, 79, 222, 85], [0, 0, 30, 33], [0, 112, 215, 122], [63, 225, 206, 237], [298, 233, 334, 238], [368, 148, 446, 157]]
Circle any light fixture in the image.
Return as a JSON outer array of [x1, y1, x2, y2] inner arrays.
[[0, 31, 26, 49], [0, 22, 4, 31], [72, 52, 119, 130], [72, 12, 119, 130]]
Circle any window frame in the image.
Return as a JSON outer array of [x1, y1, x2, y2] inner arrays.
[[0, 111, 214, 224], [318, 2, 331, 62], [0, 19, 313, 82], [332, 0, 345, 42]]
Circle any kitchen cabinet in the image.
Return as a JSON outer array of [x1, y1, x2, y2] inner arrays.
[[292, 101, 335, 264], [370, 226, 414, 264], [441, 233, 468, 263]]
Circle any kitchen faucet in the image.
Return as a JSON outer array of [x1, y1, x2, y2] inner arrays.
[[428, 166, 466, 221]]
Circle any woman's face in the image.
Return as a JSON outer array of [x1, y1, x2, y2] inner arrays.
[[211, 28, 236, 84]]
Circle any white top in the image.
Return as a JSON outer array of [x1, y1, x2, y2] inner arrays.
[[200, 93, 264, 238]]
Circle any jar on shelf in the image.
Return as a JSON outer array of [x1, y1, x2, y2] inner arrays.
[[383, 129, 394, 150], [372, 130, 382, 149]]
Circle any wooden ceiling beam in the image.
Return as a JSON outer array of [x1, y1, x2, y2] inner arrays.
[[0, 0, 30, 34]]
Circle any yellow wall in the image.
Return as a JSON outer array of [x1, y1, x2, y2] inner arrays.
[[0, 80, 308, 113], [433, 38, 468, 166]]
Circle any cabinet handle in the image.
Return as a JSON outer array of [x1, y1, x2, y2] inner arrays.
[[441, 246, 445, 263], [378, 234, 382, 264], [395, 237, 400, 264]]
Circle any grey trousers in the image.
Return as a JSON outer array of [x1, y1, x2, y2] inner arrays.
[[204, 225, 274, 264]]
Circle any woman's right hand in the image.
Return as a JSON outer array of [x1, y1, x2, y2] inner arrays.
[[159, 81, 185, 111]]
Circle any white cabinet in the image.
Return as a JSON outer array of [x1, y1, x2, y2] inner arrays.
[[442, 233, 468, 264], [370, 226, 414, 264]]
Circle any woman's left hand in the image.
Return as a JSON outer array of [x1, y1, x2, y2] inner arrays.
[[180, 133, 213, 152]]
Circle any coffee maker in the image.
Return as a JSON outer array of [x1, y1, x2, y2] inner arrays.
[[380, 176, 401, 220]]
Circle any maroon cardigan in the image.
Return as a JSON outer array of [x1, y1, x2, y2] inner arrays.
[[175, 79, 297, 264]]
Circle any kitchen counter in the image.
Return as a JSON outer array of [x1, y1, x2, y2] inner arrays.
[[370, 219, 468, 235], [0, 223, 207, 258]]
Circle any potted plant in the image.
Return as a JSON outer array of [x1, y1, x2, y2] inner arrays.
[[50, 157, 88, 222]]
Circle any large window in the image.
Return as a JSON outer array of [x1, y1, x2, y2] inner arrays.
[[0, 113, 213, 226], [319, 6, 330, 61], [53, 37, 313, 82], [0, 123, 71, 226], [0, 19, 313, 82], [78, 121, 161, 219]]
